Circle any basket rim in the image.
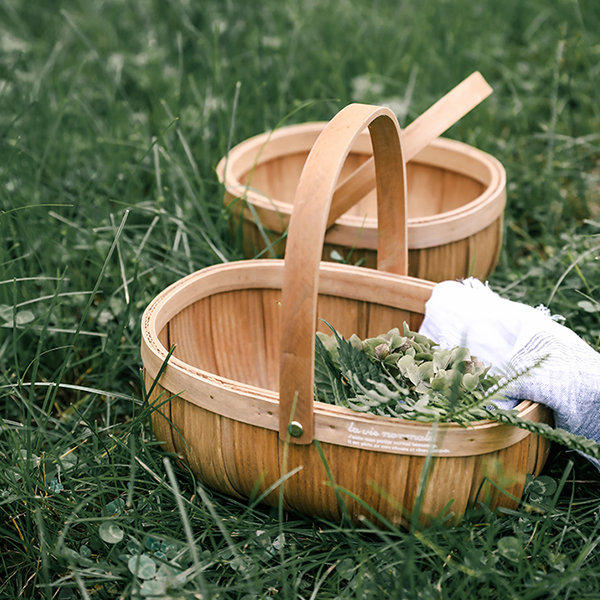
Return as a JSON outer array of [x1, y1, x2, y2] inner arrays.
[[141, 259, 550, 457], [216, 122, 507, 249]]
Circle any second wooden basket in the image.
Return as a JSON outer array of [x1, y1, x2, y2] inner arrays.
[[217, 119, 506, 282], [142, 104, 549, 528]]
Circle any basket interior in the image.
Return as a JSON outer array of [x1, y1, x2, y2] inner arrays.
[[160, 287, 425, 392], [240, 150, 485, 220]]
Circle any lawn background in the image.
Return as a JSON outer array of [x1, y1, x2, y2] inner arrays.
[[1, 1, 599, 598]]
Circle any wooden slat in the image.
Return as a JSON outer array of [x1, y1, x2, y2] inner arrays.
[[261, 289, 282, 391], [365, 303, 413, 338], [173, 402, 242, 498], [241, 152, 307, 205], [169, 298, 218, 372], [350, 448, 412, 527], [441, 169, 485, 213], [316, 295, 363, 340], [417, 456, 478, 524], [406, 163, 446, 219], [210, 290, 269, 388], [221, 419, 281, 504], [281, 441, 345, 522]]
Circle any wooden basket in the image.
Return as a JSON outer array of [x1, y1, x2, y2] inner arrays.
[[142, 104, 550, 528], [217, 121, 506, 282]]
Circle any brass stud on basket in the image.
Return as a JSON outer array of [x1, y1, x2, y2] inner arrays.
[[287, 421, 304, 438]]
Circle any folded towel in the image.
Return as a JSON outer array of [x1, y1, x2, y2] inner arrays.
[[419, 278, 600, 469]]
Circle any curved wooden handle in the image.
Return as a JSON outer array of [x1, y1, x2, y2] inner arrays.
[[279, 104, 407, 443], [327, 71, 493, 228]]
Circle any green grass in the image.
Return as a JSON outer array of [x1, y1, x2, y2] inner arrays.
[[1, 0, 600, 597]]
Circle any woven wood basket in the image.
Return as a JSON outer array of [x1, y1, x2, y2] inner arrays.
[[217, 119, 506, 282], [142, 104, 550, 528]]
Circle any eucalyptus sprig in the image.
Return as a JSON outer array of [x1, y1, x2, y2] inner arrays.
[[482, 408, 600, 461], [315, 322, 502, 425]]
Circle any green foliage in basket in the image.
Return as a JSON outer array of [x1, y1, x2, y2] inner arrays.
[[314, 322, 600, 460], [314, 322, 501, 425]]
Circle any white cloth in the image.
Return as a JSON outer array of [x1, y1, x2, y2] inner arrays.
[[419, 278, 600, 469]]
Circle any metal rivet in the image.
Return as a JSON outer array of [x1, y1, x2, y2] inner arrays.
[[287, 421, 304, 438]]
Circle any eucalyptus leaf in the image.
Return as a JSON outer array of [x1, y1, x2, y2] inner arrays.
[[405, 363, 422, 386], [433, 349, 451, 372], [462, 373, 479, 391], [397, 354, 415, 374], [314, 334, 348, 405]]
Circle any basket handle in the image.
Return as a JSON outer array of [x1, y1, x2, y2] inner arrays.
[[326, 71, 493, 228], [279, 104, 407, 444]]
